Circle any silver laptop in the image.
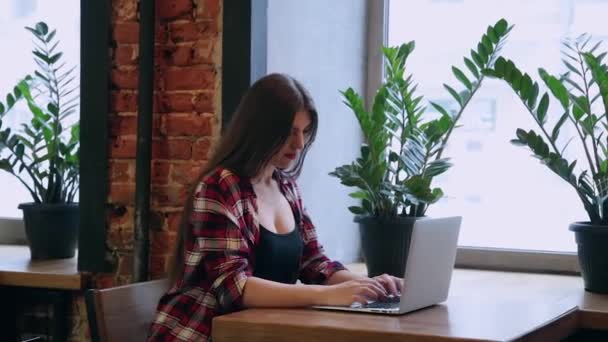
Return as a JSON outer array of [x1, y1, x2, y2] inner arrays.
[[313, 216, 462, 315]]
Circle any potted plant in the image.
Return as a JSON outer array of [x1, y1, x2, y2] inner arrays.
[[329, 19, 511, 277], [0, 22, 79, 259], [483, 34, 608, 293]]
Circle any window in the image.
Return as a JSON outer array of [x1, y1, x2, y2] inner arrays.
[[385, 0, 608, 268], [0, 0, 80, 219]]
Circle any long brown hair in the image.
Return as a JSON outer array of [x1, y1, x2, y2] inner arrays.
[[168, 73, 318, 282]]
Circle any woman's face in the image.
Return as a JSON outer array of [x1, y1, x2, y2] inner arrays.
[[271, 110, 312, 169]]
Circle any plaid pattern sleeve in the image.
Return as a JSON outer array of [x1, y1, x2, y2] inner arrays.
[[148, 168, 253, 342], [283, 176, 347, 285]]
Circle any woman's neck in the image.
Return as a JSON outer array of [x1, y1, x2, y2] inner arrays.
[[252, 165, 275, 186]]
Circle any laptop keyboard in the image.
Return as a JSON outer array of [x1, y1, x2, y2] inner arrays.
[[363, 295, 401, 309]]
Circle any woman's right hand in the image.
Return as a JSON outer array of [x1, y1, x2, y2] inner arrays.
[[317, 278, 388, 306]]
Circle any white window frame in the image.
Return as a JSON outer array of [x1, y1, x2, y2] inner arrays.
[[367, 0, 580, 275]]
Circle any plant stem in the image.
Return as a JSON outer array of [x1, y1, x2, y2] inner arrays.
[[435, 80, 481, 161]]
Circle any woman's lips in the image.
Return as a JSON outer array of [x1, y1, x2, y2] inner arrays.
[[285, 153, 296, 160]]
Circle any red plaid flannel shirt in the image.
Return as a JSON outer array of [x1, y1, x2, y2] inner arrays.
[[148, 167, 346, 341]]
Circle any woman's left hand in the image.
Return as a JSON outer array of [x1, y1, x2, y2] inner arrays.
[[371, 273, 403, 297]]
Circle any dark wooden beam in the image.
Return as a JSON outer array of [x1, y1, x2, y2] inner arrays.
[[222, 0, 267, 128], [78, 0, 111, 272]]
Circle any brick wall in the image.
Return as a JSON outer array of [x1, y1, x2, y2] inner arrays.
[[58, 1, 222, 340], [99, 0, 222, 287]]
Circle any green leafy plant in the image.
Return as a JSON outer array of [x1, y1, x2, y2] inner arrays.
[[0, 22, 79, 204], [330, 19, 511, 218], [484, 34, 608, 225]]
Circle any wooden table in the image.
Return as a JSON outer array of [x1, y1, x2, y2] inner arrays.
[[213, 267, 608, 342], [0, 244, 88, 341], [0, 244, 86, 290]]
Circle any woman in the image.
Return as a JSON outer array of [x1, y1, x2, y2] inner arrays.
[[148, 73, 402, 341]]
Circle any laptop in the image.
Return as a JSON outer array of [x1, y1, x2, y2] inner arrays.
[[313, 216, 462, 315]]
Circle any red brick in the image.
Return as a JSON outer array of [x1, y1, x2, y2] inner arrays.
[[152, 161, 171, 185], [157, 92, 195, 113], [113, 22, 139, 44], [169, 21, 217, 43], [109, 160, 134, 183], [110, 136, 137, 158], [163, 113, 213, 136], [154, 68, 166, 90], [166, 211, 184, 232], [152, 138, 192, 159], [193, 91, 214, 113], [164, 66, 215, 90], [111, 68, 138, 89], [158, 0, 193, 20], [95, 274, 117, 289], [111, 91, 137, 112], [154, 45, 174, 68], [151, 185, 188, 207], [195, 0, 221, 20], [110, 114, 138, 136], [108, 227, 134, 251], [192, 139, 211, 160], [150, 230, 176, 255], [171, 161, 202, 185], [192, 39, 214, 64], [171, 44, 194, 66], [109, 205, 133, 226], [117, 253, 134, 276], [150, 255, 168, 278], [109, 183, 136, 205], [112, 0, 137, 21], [156, 23, 169, 44], [115, 45, 138, 66]]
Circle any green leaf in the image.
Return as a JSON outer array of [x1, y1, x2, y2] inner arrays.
[[539, 68, 570, 109], [572, 103, 585, 120], [494, 19, 508, 35], [32, 51, 50, 64], [551, 111, 569, 141], [35, 22, 49, 35], [563, 60, 582, 77], [430, 102, 451, 118], [6, 94, 15, 108], [519, 73, 533, 99], [348, 206, 366, 215], [49, 52, 62, 64], [471, 50, 484, 68], [0, 103, 4, 114], [481, 35, 493, 54], [349, 191, 368, 200], [487, 26, 499, 44], [494, 57, 506, 77], [536, 93, 550, 125], [452, 66, 472, 90], [15, 144, 25, 159], [477, 42, 489, 63], [46, 29, 56, 43], [527, 82, 539, 108], [443, 84, 463, 107], [464, 57, 480, 79], [0, 159, 11, 172]]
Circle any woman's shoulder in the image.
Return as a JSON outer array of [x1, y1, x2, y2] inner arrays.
[[196, 166, 252, 202]]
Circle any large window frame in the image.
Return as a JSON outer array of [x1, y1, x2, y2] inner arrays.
[[369, 0, 580, 275]]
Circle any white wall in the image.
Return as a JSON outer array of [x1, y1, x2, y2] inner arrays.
[[267, 0, 368, 263]]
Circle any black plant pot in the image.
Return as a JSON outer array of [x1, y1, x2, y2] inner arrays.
[[18, 203, 79, 260], [569, 222, 608, 294], [356, 216, 419, 278]]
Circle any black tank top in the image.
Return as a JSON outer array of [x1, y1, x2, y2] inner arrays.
[[253, 225, 304, 284]]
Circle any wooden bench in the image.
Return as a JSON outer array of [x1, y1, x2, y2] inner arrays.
[[85, 279, 169, 342]]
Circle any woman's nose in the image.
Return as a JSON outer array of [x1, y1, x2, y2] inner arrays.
[[293, 132, 305, 149]]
